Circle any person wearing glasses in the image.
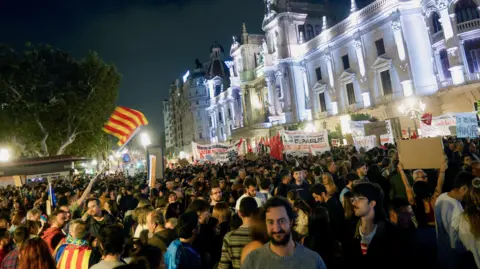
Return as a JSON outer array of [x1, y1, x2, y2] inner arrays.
[[344, 182, 406, 269]]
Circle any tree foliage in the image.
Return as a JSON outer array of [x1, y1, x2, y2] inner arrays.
[[350, 113, 378, 122], [0, 43, 120, 157]]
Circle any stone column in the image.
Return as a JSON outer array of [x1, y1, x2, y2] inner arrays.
[[437, 1, 465, 84], [324, 54, 335, 88], [265, 75, 277, 116], [240, 88, 250, 127]]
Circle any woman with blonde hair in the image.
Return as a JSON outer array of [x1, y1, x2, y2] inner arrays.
[[133, 199, 154, 239], [18, 237, 56, 269], [457, 178, 480, 268]]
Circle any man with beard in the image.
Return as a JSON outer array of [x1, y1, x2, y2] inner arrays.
[[241, 197, 326, 269], [209, 184, 223, 210], [291, 168, 312, 202]]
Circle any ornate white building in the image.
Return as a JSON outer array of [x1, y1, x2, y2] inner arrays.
[[164, 0, 480, 154]]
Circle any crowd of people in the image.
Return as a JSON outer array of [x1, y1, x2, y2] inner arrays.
[[0, 137, 479, 269]]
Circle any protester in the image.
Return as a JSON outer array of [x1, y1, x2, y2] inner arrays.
[[164, 211, 201, 269], [241, 197, 326, 269]]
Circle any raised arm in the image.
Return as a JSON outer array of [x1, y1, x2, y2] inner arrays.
[[74, 176, 97, 207], [398, 163, 415, 205], [431, 161, 447, 206]]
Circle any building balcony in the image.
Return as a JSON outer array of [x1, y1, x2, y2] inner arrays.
[[315, 111, 332, 120], [240, 70, 255, 82], [432, 31, 444, 44], [457, 19, 480, 34]]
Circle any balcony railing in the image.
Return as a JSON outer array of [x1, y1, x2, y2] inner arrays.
[[357, 0, 395, 24], [432, 31, 444, 44], [457, 19, 480, 33], [466, 72, 480, 82], [438, 78, 453, 89]]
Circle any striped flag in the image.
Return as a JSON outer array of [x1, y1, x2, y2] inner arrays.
[[103, 106, 148, 146]]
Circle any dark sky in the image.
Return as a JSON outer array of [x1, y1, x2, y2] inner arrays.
[[0, 0, 361, 145]]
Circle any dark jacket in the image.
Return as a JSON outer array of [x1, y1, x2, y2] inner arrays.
[[345, 220, 407, 269], [85, 211, 116, 238], [148, 229, 176, 253]]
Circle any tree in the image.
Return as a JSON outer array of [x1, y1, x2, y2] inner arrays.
[[350, 113, 378, 122], [0, 43, 120, 157]]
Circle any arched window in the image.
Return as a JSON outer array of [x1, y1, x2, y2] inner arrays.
[[432, 12, 443, 33], [306, 24, 315, 40], [455, 0, 480, 24]]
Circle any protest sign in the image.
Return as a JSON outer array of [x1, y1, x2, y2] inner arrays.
[[353, 136, 377, 151], [148, 155, 156, 188], [456, 112, 478, 138], [350, 121, 370, 137], [420, 114, 456, 137], [364, 121, 388, 137], [191, 141, 241, 163], [331, 139, 340, 147], [398, 137, 444, 169], [282, 130, 330, 155]]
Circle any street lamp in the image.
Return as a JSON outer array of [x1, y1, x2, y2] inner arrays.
[[0, 148, 10, 162], [398, 98, 426, 136], [140, 133, 152, 148]]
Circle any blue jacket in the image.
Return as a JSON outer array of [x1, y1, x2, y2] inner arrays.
[[164, 239, 201, 269]]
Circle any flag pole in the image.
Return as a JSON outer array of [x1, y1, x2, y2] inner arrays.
[[116, 127, 142, 154]]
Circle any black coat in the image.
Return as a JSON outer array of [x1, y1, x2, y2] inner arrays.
[[345, 220, 409, 269]]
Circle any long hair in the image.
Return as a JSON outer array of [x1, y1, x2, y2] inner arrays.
[[464, 181, 480, 238], [19, 237, 56, 269], [212, 202, 231, 224]]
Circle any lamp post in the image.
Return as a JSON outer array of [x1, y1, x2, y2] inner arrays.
[[0, 148, 10, 162], [398, 98, 426, 137]]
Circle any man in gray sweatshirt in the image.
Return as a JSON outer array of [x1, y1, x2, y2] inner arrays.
[[241, 197, 326, 269]]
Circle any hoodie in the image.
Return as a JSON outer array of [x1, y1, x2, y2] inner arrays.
[[41, 227, 65, 254]]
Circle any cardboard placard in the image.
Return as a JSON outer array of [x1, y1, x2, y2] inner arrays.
[[13, 176, 22, 187], [149, 155, 157, 188], [398, 137, 444, 169], [364, 121, 388, 137]]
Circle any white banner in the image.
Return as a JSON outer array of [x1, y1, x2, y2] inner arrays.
[[282, 130, 330, 155], [351, 120, 394, 145], [191, 141, 241, 163], [353, 136, 377, 151], [420, 114, 456, 138]]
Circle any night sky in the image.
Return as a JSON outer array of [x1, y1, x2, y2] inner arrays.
[[0, 0, 361, 145]]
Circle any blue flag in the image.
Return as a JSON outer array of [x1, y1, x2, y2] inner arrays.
[[48, 181, 57, 208]]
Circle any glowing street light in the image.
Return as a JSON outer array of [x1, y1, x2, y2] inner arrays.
[[398, 97, 426, 136], [0, 148, 10, 162], [91, 159, 98, 166], [140, 133, 152, 148], [304, 123, 315, 133]]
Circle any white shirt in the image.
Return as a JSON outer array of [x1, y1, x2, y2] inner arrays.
[[434, 193, 465, 268], [457, 215, 480, 268], [235, 193, 266, 211]]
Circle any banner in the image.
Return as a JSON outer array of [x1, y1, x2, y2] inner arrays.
[[353, 136, 377, 151], [350, 121, 370, 137], [420, 114, 456, 137], [282, 130, 330, 155], [456, 112, 478, 138], [191, 141, 241, 163]]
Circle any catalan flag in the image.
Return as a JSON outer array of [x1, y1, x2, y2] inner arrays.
[[103, 106, 148, 146]]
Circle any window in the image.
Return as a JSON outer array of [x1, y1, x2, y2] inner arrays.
[[199, 133, 203, 139], [380, 70, 393, 95], [319, 92, 327, 112], [228, 108, 232, 118], [315, 25, 322, 35], [455, 0, 480, 24], [432, 12, 443, 33], [306, 24, 314, 40], [315, 67, 322, 81], [218, 112, 223, 123], [375, 39, 386, 56], [342, 54, 350, 70], [346, 83, 356, 105], [215, 85, 221, 96], [298, 25, 305, 40], [440, 49, 451, 79]]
